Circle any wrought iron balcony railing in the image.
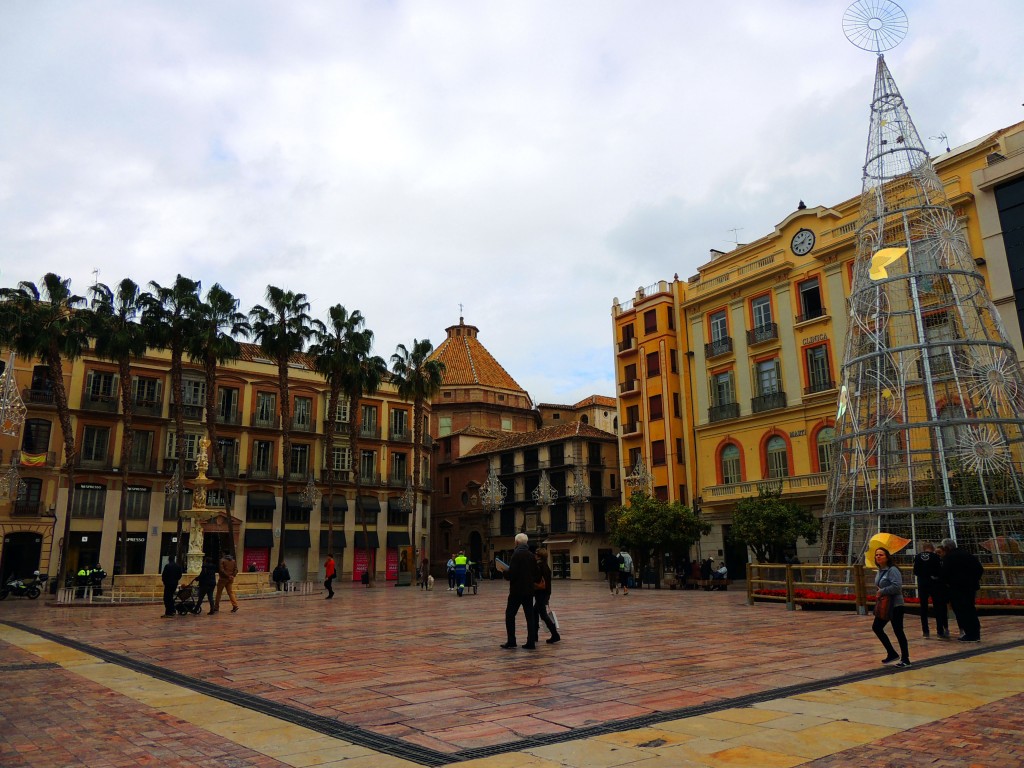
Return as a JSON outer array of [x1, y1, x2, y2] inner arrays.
[[704, 337, 733, 359], [708, 402, 740, 422], [746, 323, 779, 345], [751, 391, 787, 413]]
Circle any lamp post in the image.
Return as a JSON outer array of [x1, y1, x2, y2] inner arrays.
[[569, 464, 590, 532], [624, 456, 652, 495], [478, 465, 507, 574], [531, 469, 558, 537]]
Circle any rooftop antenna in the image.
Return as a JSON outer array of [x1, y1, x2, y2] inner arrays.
[[727, 227, 743, 245], [930, 132, 951, 152]]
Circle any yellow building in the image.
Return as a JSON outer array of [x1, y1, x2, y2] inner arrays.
[[0, 343, 430, 585], [612, 120, 1024, 574]]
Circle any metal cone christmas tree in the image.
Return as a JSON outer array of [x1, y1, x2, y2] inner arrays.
[[821, 2, 1024, 577]]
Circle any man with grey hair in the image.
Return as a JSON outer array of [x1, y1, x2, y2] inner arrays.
[[938, 538, 984, 642], [500, 532, 540, 650]]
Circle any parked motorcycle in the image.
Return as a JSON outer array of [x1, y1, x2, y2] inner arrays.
[[0, 571, 47, 600]]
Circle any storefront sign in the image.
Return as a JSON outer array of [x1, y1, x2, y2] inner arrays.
[[790, 430, 806, 438], [802, 334, 828, 346]]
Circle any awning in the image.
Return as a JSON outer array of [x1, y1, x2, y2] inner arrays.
[[244, 528, 274, 548], [285, 493, 313, 512], [354, 531, 380, 549], [283, 529, 311, 548], [358, 496, 381, 515], [543, 538, 575, 546], [247, 492, 276, 513], [387, 498, 408, 514], [386, 531, 411, 548], [321, 496, 349, 512], [319, 530, 347, 550]]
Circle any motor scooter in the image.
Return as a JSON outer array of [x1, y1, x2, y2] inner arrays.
[[0, 571, 47, 600]]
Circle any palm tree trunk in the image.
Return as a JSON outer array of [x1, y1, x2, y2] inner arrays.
[[277, 360, 291, 569], [171, 346, 187, 565], [325, 387, 339, 555], [351, 392, 373, 585], [50, 352, 78, 589], [410, 397, 421, 575]]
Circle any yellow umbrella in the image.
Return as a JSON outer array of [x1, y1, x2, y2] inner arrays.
[[868, 247, 908, 280], [865, 532, 911, 568]]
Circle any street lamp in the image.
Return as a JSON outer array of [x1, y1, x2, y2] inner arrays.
[[0, 352, 27, 437], [624, 456, 652, 494], [569, 464, 590, 532], [478, 466, 507, 576], [302, 472, 322, 509]]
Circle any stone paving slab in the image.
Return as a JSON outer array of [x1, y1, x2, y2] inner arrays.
[[2, 580, 1023, 766]]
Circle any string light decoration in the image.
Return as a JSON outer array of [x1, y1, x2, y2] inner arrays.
[[0, 352, 27, 437]]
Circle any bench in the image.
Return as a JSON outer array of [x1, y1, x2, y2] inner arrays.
[[692, 578, 733, 591]]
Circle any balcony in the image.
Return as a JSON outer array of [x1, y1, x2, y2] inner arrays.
[[163, 458, 198, 475], [292, 418, 315, 433], [322, 418, 349, 432], [796, 308, 827, 324], [422, 434, 433, 448], [751, 391, 787, 413], [569, 519, 594, 534], [746, 323, 779, 346], [247, 464, 277, 480], [170, 402, 204, 422], [622, 422, 643, 436], [81, 393, 118, 413], [321, 468, 352, 483], [704, 337, 733, 359], [78, 456, 113, 471], [216, 408, 241, 426], [708, 402, 740, 422], [132, 398, 163, 418], [388, 473, 411, 488], [23, 387, 55, 405], [617, 337, 637, 355], [209, 459, 240, 479], [12, 450, 58, 467], [707, 472, 829, 500], [359, 471, 380, 486], [360, 425, 381, 440], [389, 428, 411, 443], [252, 413, 280, 429], [127, 456, 157, 473], [619, 378, 639, 395], [804, 379, 836, 395], [12, 501, 43, 517]]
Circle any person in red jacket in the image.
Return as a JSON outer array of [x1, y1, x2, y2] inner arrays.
[[324, 553, 336, 599]]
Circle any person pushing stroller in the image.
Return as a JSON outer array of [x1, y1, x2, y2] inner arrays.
[[453, 550, 474, 596]]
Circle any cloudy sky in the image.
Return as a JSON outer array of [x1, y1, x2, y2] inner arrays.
[[1, 1, 1022, 406]]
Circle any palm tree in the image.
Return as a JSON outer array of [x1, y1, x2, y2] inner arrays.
[[390, 339, 445, 576], [309, 305, 373, 560], [188, 283, 249, 557], [0, 274, 90, 589], [89, 279, 149, 575], [249, 286, 314, 564], [143, 275, 200, 564]]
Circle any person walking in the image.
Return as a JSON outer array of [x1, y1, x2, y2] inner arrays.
[[532, 548, 560, 644], [939, 538, 984, 642], [198, 556, 218, 614], [618, 549, 634, 596], [215, 552, 239, 613], [419, 557, 430, 589], [324, 553, 336, 599], [272, 561, 291, 592], [160, 557, 183, 618], [500, 533, 539, 650], [913, 541, 948, 638], [604, 551, 619, 595], [872, 547, 911, 667], [453, 550, 470, 596], [447, 554, 456, 591]]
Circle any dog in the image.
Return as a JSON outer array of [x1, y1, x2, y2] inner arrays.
[[426, 575, 434, 590]]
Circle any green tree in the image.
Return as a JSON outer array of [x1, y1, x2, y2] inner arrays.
[[143, 275, 201, 565], [731, 486, 820, 563], [189, 283, 249, 557], [390, 339, 445, 573], [0, 274, 90, 587], [89, 278, 149, 574], [608, 491, 710, 587], [249, 287, 314, 561]]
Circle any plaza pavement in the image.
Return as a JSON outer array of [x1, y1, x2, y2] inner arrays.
[[1, 579, 1022, 767]]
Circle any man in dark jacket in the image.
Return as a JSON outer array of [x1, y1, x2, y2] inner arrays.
[[939, 538, 984, 642], [913, 541, 948, 638], [501, 533, 540, 650], [161, 557, 183, 618]]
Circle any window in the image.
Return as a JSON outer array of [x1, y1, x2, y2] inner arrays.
[[676, 438, 683, 463], [361, 405, 378, 436], [924, 311, 956, 376], [798, 278, 824, 321], [132, 376, 161, 405], [439, 416, 452, 436], [549, 443, 564, 466], [124, 487, 151, 520], [670, 349, 678, 373], [290, 444, 310, 476], [207, 488, 234, 510], [130, 430, 153, 469], [181, 378, 205, 406], [165, 432, 200, 460], [293, 396, 312, 429], [752, 295, 772, 329], [22, 418, 51, 453], [711, 371, 735, 406], [74, 484, 107, 517], [805, 345, 833, 392], [624, 363, 637, 383], [215, 437, 237, 465], [29, 365, 52, 397], [721, 444, 741, 484], [625, 404, 640, 431], [766, 436, 789, 479], [501, 417, 512, 431], [329, 396, 350, 423], [621, 323, 635, 346], [651, 440, 666, 466], [255, 392, 276, 426], [710, 310, 728, 341], [390, 409, 409, 438], [443, 476, 451, 495], [86, 370, 117, 398], [15, 477, 42, 515], [667, 307, 674, 331], [673, 392, 681, 418], [391, 451, 408, 484], [646, 351, 660, 377], [360, 450, 377, 483], [355, 497, 377, 525], [252, 440, 274, 472], [164, 489, 192, 519], [816, 428, 836, 473], [755, 359, 781, 396], [644, 309, 658, 334], [329, 446, 351, 472], [217, 386, 238, 421], [81, 426, 109, 463], [649, 394, 663, 420]]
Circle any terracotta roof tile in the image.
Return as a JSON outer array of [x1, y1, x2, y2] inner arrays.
[[462, 421, 615, 458], [431, 327, 525, 392]]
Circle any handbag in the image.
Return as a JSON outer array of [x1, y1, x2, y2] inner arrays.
[[549, 608, 559, 630], [873, 594, 892, 621], [535, 577, 547, 591]]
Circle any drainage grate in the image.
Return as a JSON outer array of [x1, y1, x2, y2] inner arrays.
[[0, 662, 61, 672], [5, 620, 1021, 767]]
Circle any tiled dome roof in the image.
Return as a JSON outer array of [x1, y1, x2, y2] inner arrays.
[[430, 319, 526, 393]]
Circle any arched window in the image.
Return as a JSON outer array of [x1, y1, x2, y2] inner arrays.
[[816, 427, 836, 473], [721, 444, 741, 484], [766, 436, 789, 479]]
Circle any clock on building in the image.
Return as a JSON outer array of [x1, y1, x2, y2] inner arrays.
[[790, 228, 816, 255]]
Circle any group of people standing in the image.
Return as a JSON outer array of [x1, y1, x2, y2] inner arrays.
[[604, 549, 633, 595], [160, 552, 239, 617], [871, 537, 985, 667], [501, 532, 561, 649]]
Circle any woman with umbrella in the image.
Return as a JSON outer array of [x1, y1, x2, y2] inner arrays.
[[872, 546, 911, 668]]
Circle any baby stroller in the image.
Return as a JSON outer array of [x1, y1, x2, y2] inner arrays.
[[173, 578, 203, 615], [455, 565, 478, 596]]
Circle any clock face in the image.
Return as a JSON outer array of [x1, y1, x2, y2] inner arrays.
[[791, 229, 815, 255]]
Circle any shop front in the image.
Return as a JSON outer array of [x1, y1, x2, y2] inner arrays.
[[281, 528, 309, 580], [386, 530, 411, 582], [243, 528, 273, 572], [352, 530, 378, 581]]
